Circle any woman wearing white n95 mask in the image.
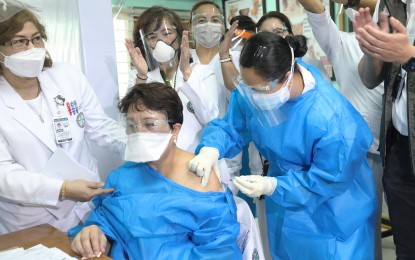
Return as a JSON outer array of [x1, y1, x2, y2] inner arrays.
[[125, 6, 220, 159], [69, 82, 242, 260], [189, 32, 377, 259], [0, 1, 125, 235]]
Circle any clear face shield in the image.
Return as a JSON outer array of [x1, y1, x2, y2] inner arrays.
[[140, 21, 180, 71], [121, 109, 174, 163], [234, 45, 295, 127], [0, 0, 40, 22], [230, 28, 254, 52], [191, 11, 224, 49], [120, 109, 172, 134]]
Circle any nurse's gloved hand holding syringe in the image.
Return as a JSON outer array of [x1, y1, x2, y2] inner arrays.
[[188, 147, 220, 187]]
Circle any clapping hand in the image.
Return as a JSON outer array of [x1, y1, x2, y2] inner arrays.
[[219, 20, 238, 58], [125, 38, 148, 78], [179, 31, 192, 81]]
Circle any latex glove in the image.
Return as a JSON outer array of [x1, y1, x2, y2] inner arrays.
[[189, 147, 220, 187], [233, 175, 277, 198]]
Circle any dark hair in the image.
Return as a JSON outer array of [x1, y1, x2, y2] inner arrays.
[[0, 9, 52, 74], [132, 6, 184, 66], [118, 82, 183, 128], [256, 11, 293, 34], [230, 15, 256, 32], [240, 32, 307, 81], [190, 1, 222, 19]]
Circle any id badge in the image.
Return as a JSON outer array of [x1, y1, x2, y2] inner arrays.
[[53, 116, 73, 144]]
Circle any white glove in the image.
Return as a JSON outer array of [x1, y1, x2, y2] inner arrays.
[[189, 147, 220, 187], [233, 175, 277, 198]]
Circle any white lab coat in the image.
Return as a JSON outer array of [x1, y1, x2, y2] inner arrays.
[[0, 63, 126, 235]]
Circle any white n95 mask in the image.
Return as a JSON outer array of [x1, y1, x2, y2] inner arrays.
[[252, 82, 291, 111], [1, 48, 46, 78], [124, 132, 172, 163], [193, 23, 222, 48], [152, 41, 176, 63]]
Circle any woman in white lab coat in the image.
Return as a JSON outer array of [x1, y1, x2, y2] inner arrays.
[[0, 1, 125, 234]]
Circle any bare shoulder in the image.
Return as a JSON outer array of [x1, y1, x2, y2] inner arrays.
[[177, 150, 222, 192]]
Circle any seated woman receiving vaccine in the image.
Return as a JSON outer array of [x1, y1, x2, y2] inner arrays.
[[69, 82, 241, 260]]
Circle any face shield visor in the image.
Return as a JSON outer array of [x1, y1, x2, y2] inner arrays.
[[121, 110, 174, 163], [229, 28, 254, 52], [0, 0, 40, 22], [235, 45, 295, 127], [141, 21, 180, 71], [191, 12, 224, 49]]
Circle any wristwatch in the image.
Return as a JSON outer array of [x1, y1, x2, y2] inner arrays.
[[403, 56, 415, 72], [344, 0, 360, 9]]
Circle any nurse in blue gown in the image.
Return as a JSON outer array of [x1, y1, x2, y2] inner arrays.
[[69, 82, 241, 260], [189, 32, 377, 259]]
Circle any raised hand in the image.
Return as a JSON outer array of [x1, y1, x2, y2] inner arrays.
[[354, 9, 412, 63], [125, 38, 148, 78], [179, 31, 192, 81], [219, 20, 238, 59]]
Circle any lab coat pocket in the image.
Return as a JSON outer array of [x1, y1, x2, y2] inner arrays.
[[281, 225, 336, 259]]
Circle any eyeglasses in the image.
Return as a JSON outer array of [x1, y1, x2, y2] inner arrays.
[[2, 35, 45, 50], [144, 25, 177, 48], [271, 26, 288, 36], [258, 26, 288, 36], [234, 74, 279, 93], [126, 118, 172, 134]]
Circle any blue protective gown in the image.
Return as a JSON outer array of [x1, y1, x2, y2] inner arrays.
[[196, 60, 377, 259], [69, 162, 242, 260]]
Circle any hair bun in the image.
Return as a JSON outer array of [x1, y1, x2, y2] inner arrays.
[[285, 35, 307, 58]]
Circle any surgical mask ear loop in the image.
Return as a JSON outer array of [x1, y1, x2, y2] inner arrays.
[[286, 45, 295, 84]]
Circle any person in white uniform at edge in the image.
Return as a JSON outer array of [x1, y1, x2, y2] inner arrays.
[[125, 6, 263, 260], [189, 1, 263, 196], [0, 1, 126, 235], [296, 0, 384, 258]]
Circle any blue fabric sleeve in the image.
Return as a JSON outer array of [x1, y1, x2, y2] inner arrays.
[[196, 90, 252, 159]]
